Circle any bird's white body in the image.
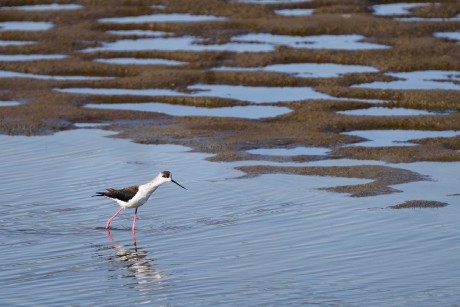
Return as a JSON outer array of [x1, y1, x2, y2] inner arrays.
[[116, 180, 161, 209]]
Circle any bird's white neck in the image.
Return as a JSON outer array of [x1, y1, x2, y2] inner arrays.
[[144, 175, 165, 192]]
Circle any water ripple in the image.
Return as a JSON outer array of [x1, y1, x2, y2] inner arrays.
[[1, 129, 460, 306]]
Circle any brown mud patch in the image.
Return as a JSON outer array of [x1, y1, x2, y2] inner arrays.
[[1, 0, 459, 198], [389, 200, 449, 209], [235, 164, 428, 197]]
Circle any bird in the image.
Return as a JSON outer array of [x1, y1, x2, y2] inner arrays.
[[93, 171, 187, 231]]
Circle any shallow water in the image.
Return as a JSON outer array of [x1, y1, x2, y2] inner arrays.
[[99, 13, 227, 24], [434, 31, 460, 43], [353, 70, 460, 91], [0, 21, 54, 31], [342, 129, 460, 147], [95, 58, 186, 66], [187, 84, 333, 102], [232, 33, 390, 50], [274, 8, 313, 16], [0, 40, 35, 47], [83, 35, 275, 53], [229, 158, 460, 204], [0, 70, 112, 81], [397, 14, 460, 22], [0, 4, 83, 11], [84, 33, 389, 53], [1, 128, 460, 306], [0, 100, 20, 107], [55, 84, 335, 103], [107, 30, 168, 37], [0, 54, 67, 62], [85, 102, 292, 119], [337, 107, 450, 116], [372, 3, 429, 16], [55, 84, 382, 105], [212, 62, 378, 78], [247, 146, 330, 156]]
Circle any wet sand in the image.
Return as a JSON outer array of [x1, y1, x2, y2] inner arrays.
[[0, 0, 459, 198]]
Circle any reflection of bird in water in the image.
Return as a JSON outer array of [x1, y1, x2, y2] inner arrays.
[[94, 171, 187, 232], [105, 229, 163, 284]]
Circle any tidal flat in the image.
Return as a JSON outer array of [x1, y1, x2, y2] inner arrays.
[[0, 0, 459, 198]]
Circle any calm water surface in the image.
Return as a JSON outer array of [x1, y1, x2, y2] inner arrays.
[[1, 128, 459, 306]]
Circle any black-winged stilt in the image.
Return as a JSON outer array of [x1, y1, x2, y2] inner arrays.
[[93, 171, 187, 231]]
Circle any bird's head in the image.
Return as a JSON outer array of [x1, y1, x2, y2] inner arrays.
[[160, 171, 187, 190]]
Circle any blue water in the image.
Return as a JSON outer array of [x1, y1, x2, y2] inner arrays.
[[1, 129, 460, 306]]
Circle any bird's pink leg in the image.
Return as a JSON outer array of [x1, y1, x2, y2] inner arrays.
[[132, 208, 138, 232], [106, 207, 123, 229]]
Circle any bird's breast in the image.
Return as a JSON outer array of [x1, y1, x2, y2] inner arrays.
[[122, 187, 155, 209]]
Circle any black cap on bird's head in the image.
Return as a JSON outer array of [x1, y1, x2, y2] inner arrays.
[[161, 171, 171, 178], [160, 171, 187, 190]]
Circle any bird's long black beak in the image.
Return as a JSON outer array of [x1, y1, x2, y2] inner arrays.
[[172, 179, 187, 190]]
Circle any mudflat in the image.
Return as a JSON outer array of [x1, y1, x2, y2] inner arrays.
[[1, 0, 459, 197]]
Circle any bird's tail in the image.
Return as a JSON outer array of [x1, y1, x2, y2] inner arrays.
[[92, 192, 105, 197]]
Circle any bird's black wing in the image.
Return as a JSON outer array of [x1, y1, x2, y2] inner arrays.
[[93, 185, 139, 202]]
